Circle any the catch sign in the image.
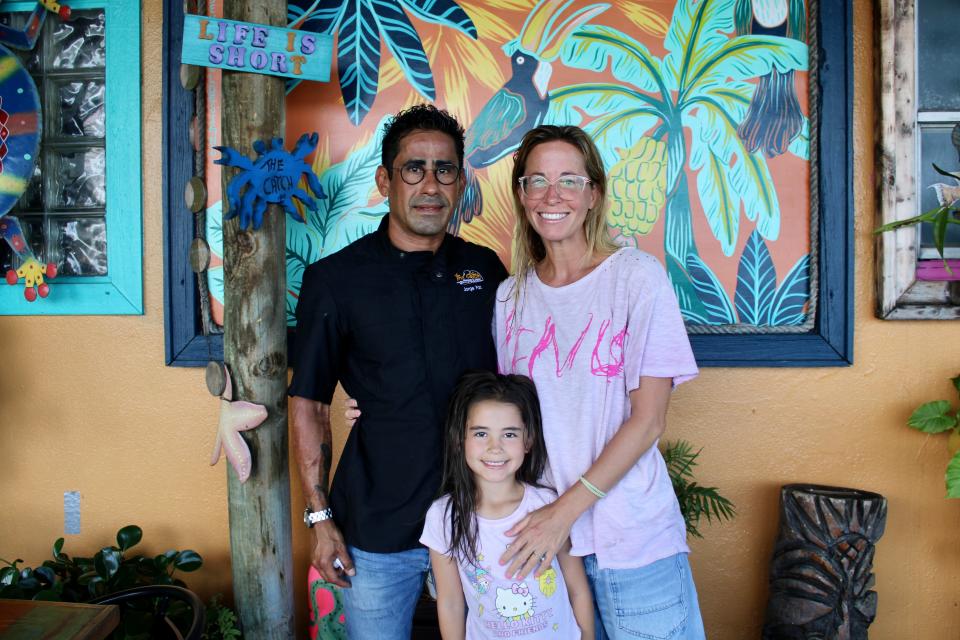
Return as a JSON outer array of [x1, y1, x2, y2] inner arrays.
[[181, 15, 332, 82]]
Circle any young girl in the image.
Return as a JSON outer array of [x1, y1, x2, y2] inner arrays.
[[420, 370, 594, 639]]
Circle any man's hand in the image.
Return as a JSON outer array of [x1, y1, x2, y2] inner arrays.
[[312, 520, 355, 588]]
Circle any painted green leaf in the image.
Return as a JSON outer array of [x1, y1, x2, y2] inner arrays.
[[788, 117, 809, 160], [688, 114, 738, 255], [908, 400, 957, 433], [685, 100, 780, 247], [946, 451, 960, 498], [696, 82, 753, 122], [548, 85, 661, 168], [663, 0, 736, 94], [560, 25, 666, 95], [684, 35, 807, 98]]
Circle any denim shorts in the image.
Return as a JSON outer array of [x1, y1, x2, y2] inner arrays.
[[584, 552, 705, 640], [339, 545, 430, 639]]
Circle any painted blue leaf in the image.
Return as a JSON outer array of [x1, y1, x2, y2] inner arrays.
[[768, 253, 810, 325], [398, 0, 476, 38], [289, 0, 347, 34], [735, 229, 777, 325], [338, 0, 381, 125], [371, 0, 435, 100], [685, 254, 736, 324]]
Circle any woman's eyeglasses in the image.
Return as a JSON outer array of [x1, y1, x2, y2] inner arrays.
[[394, 162, 461, 186], [518, 175, 592, 199]]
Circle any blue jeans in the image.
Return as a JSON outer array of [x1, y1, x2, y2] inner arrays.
[[584, 552, 705, 640], [340, 546, 430, 640]]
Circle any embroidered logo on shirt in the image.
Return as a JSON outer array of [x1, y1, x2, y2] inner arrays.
[[455, 269, 484, 292]]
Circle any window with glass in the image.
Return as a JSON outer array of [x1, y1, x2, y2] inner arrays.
[[0, 0, 140, 314], [877, 0, 960, 319]]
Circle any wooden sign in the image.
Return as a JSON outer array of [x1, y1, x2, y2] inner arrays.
[[181, 14, 332, 82]]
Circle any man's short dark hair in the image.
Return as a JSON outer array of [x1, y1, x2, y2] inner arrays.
[[381, 104, 465, 176]]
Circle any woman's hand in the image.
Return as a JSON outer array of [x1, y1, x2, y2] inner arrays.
[[499, 501, 576, 580], [344, 397, 360, 427]]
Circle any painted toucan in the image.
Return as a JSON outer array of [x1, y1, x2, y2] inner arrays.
[[734, 0, 806, 158], [450, 0, 609, 234]]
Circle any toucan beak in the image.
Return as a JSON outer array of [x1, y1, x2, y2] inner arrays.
[[533, 61, 552, 100]]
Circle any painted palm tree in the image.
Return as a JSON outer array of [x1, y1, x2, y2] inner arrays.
[[546, 0, 808, 322], [453, 0, 610, 232]]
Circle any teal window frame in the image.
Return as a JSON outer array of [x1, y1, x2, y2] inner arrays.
[[0, 0, 141, 315]]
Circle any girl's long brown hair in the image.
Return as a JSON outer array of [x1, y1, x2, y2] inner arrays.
[[439, 370, 547, 564]]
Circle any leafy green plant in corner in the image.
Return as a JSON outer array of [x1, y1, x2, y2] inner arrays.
[[905, 373, 960, 498], [0, 524, 241, 639], [203, 594, 242, 640], [661, 440, 736, 538]]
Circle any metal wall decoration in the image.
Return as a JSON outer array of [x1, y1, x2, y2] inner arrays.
[[214, 133, 326, 231], [0, 32, 51, 301], [763, 484, 887, 640]]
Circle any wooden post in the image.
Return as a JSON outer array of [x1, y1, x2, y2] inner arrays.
[[220, 0, 294, 636]]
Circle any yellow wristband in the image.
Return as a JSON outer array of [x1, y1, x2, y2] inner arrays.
[[579, 475, 606, 499]]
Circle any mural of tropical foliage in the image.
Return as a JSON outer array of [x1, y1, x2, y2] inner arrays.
[[205, 0, 815, 329]]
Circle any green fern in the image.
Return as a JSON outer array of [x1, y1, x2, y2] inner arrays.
[[661, 440, 736, 538]]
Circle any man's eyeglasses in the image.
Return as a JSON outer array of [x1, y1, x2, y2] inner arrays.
[[518, 175, 592, 199], [394, 162, 461, 186]]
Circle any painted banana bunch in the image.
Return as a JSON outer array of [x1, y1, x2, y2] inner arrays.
[[607, 136, 667, 237]]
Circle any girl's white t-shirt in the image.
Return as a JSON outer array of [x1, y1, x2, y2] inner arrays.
[[420, 484, 581, 639]]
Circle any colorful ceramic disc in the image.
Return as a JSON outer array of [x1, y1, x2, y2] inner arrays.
[[0, 43, 40, 217]]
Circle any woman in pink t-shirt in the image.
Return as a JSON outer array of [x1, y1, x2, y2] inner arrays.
[[494, 125, 705, 640]]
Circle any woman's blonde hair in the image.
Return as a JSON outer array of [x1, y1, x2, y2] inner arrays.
[[506, 125, 618, 304]]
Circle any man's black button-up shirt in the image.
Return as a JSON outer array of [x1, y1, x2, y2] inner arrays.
[[289, 215, 508, 552]]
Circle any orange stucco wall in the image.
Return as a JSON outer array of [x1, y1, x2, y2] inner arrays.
[[1, 1, 958, 637]]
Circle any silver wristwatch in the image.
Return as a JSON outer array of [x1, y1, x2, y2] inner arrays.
[[303, 506, 333, 528]]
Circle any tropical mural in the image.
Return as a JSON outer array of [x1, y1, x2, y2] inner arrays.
[[203, 0, 813, 332]]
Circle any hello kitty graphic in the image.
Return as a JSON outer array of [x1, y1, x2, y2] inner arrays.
[[495, 582, 535, 622]]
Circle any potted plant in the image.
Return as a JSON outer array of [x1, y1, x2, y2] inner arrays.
[[661, 439, 736, 537], [903, 374, 960, 497], [0, 524, 242, 639]]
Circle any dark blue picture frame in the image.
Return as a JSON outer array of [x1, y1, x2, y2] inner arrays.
[[163, 0, 853, 367]]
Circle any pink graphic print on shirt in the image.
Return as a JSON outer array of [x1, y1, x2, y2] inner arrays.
[[503, 309, 627, 380]]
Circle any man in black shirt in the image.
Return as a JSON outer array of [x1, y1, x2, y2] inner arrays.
[[289, 104, 507, 639]]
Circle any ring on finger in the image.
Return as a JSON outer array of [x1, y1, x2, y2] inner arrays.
[[538, 553, 546, 562]]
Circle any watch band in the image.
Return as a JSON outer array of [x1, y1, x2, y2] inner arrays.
[[303, 506, 333, 528]]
